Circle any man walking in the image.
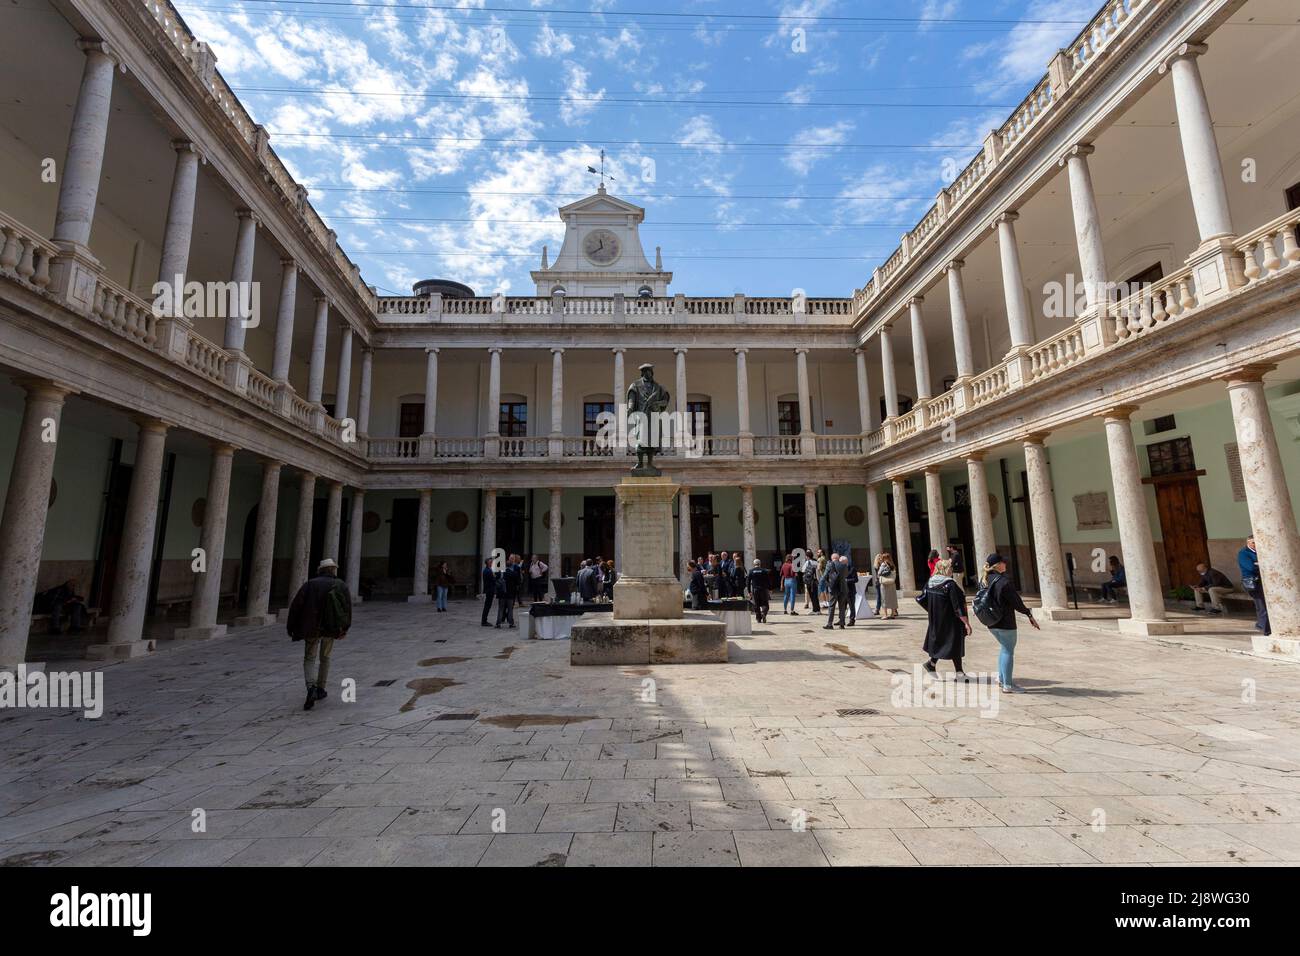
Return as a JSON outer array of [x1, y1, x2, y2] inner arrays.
[[287, 558, 352, 711], [822, 555, 850, 630], [747, 559, 770, 624], [495, 558, 521, 628], [480, 557, 496, 627]]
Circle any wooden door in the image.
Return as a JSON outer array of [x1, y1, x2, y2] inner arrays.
[[388, 498, 419, 578], [1151, 476, 1209, 591], [689, 494, 714, 562]]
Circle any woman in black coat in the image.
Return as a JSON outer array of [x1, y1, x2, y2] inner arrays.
[[916, 558, 972, 680]]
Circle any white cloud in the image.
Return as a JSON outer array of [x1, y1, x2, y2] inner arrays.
[[784, 120, 854, 176], [533, 23, 575, 58], [558, 63, 604, 126], [963, 0, 1095, 93]]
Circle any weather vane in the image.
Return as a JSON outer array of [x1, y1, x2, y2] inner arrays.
[[585, 148, 615, 189]]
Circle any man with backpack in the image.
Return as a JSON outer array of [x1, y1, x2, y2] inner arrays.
[[973, 553, 1039, 694], [286, 558, 353, 711]]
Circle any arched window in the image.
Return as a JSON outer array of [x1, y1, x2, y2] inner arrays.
[[550, 285, 567, 297], [637, 285, 654, 298]]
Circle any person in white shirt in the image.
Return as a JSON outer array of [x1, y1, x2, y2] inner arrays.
[[528, 554, 549, 603]]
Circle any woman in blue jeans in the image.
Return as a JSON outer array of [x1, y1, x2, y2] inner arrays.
[[780, 554, 798, 613], [979, 553, 1040, 693]]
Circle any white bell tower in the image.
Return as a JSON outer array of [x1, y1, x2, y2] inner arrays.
[[532, 185, 671, 297]]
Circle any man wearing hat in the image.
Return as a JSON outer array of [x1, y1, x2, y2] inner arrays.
[[286, 557, 353, 711]]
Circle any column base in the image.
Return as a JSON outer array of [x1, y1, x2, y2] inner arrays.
[[172, 624, 228, 641], [1252, 634, 1300, 660], [1117, 617, 1183, 636], [1034, 607, 1083, 621], [407, 594, 433, 604], [85, 639, 156, 661], [233, 613, 278, 627]]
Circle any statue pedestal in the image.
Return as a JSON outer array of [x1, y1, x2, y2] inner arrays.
[[571, 476, 727, 665]]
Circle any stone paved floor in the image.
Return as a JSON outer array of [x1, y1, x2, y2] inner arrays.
[[3, 598, 1300, 867]]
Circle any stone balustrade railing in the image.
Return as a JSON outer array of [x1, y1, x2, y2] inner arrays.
[[246, 367, 278, 411], [432, 437, 484, 459], [1028, 325, 1086, 381], [183, 331, 228, 383], [853, 0, 1159, 326], [753, 435, 802, 457], [1111, 264, 1198, 344], [1237, 206, 1300, 289], [377, 294, 854, 323], [89, 274, 158, 347], [367, 436, 421, 460], [814, 435, 860, 456], [0, 211, 56, 293]]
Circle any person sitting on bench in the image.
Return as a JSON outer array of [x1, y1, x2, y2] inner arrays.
[[1190, 563, 1235, 614], [1100, 556, 1126, 604], [34, 579, 88, 635]]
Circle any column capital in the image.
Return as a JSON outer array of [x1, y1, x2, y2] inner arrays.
[[887, 474, 908, 486], [795, 347, 809, 355], [679, 485, 691, 495], [425, 346, 440, 355], [907, 295, 925, 307], [923, 465, 942, 476], [739, 484, 753, 492], [313, 295, 330, 309], [132, 415, 172, 435], [674, 347, 688, 355], [235, 208, 260, 226], [1096, 404, 1140, 422], [550, 487, 563, 495], [1159, 41, 1209, 74], [551, 346, 565, 355], [279, 255, 296, 269], [964, 451, 986, 463], [734, 346, 749, 355], [611, 347, 625, 354], [992, 210, 1020, 228], [170, 139, 200, 156], [1021, 431, 1051, 447], [76, 38, 119, 65], [360, 345, 374, 356], [853, 346, 865, 355], [1213, 363, 1274, 387], [12, 376, 77, 401], [209, 441, 238, 456], [488, 347, 502, 355], [945, 258, 965, 273], [1057, 142, 1096, 167], [802, 483, 818, 494]]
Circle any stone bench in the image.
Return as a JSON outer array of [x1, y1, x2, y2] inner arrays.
[[30, 607, 101, 636]]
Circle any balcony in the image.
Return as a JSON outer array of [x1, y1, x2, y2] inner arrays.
[[375, 293, 854, 325]]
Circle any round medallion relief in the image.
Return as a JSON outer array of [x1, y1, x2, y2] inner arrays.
[[192, 497, 206, 527], [362, 510, 381, 533], [446, 510, 469, 533], [843, 505, 864, 527]]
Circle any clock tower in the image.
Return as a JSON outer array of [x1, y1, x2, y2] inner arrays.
[[532, 185, 671, 297]]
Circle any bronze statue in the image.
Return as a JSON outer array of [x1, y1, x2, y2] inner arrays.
[[626, 363, 671, 475]]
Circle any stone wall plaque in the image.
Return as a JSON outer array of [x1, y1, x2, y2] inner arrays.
[[445, 510, 468, 533], [1225, 442, 1247, 502], [843, 505, 864, 527], [1073, 491, 1112, 531]]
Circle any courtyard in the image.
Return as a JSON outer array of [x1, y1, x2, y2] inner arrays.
[[3, 598, 1300, 867]]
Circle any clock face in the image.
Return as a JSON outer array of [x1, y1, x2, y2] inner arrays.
[[583, 229, 621, 266]]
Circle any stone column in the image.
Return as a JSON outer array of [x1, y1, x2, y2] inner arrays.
[[735, 347, 752, 443], [157, 141, 201, 287], [890, 477, 916, 594], [741, 485, 756, 571], [285, 472, 316, 607], [678, 485, 692, 585], [307, 298, 330, 406], [270, 258, 298, 383], [612, 348, 626, 409], [995, 212, 1035, 351], [0, 380, 72, 669], [92, 418, 170, 659], [324, 481, 343, 563], [346, 490, 365, 602], [549, 347, 564, 456], [1101, 407, 1180, 635], [880, 325, 899, 419], [854, 347, 872, 435], [486, 348, 502, 436], [615, 489, 624, 573], [235, 459, 281, 627], [481, 489, 498, 583], [865, 483, 884, 564], [548, 488, 563, 591], [909, 298, 932, 400], [1060, 144, 1108, 312], [947, 260, 976, 379], [423, 347, 439, 437], [1220, 366, 1300, 647], [334, 326, 353, 422], [224, 209, 258, 353], [795, 348, 814, 445], [176, 442, 236, 640], [356, 347, 373, 439], [924, 467, 946, 553], [1022, 435, 1077, 619], [53, 40, 116, 251], [674, 347, 688, 418], [409, 489, 432, 603], [966, 454, 996, 573], [803, 484, 820, 554], [1160, 43, 1234, 243]]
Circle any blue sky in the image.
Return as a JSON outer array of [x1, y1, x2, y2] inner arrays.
[[173, 0, 1102, 298]]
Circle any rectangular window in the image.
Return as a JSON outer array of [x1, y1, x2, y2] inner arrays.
[[499, 401, 527, 437], [686, 400, 712, 437], [1147, 437, 1195, 477], [777, 400, 800, 436], [399, 403, 425, 438], [583, 401, 613, 437]]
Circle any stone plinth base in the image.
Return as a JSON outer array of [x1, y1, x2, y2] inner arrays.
[[234, 613, 277, 627], [1117, 618, 1184, 636], [571, 614, 727, 665], [614, 577, 682, 620], [1034, 607, 1083, 622], [407, 594, 432, 604], [173, 624, 227, 641], [1252, 634, 1300, 660], [85, 639, 155, 661], [714, 607, 752, 636]]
